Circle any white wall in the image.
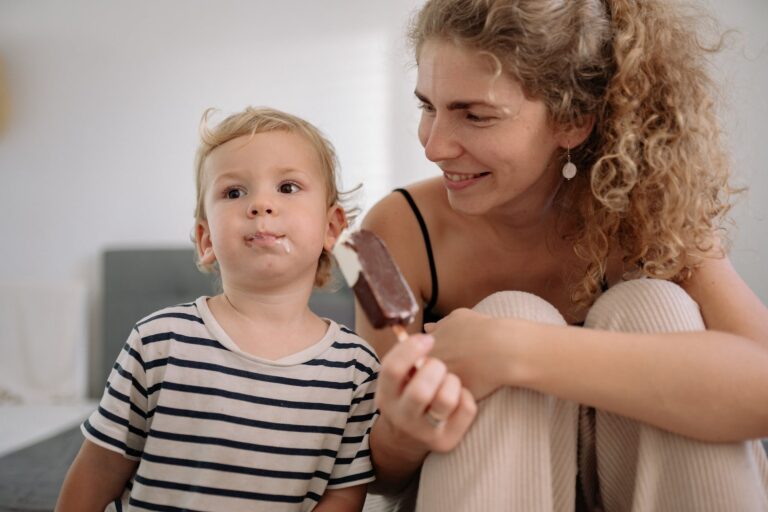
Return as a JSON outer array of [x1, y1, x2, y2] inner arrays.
[[0, 0, 433, 396], [708, 0, 768, 303], [0, 1, 765, 395]]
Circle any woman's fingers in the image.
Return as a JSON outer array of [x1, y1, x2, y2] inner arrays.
[[424, 372, 461, 423], [374, 332, 478, 452], [399, 357, 447, 418], [433, 388, 478, 453], [376, 334, 434, 409]]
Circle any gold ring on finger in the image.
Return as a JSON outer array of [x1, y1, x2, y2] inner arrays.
[[425, 410, 445, 428]]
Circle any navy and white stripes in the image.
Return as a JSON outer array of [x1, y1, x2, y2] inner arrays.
[[83, 297, 379, 511]]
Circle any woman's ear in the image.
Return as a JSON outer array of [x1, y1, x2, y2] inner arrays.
[[195, 220, 217, 266], [323, 204, 347, 251], [556, 114, 595, 149]]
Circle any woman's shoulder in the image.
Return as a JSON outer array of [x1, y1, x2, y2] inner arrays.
[[364, 177, 449, 233], [361, 178, 447, 307]]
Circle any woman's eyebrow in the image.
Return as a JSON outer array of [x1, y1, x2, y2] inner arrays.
[[414, 89, 496, 110]]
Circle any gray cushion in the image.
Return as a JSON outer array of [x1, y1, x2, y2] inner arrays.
[[101, 248, 355, 389]]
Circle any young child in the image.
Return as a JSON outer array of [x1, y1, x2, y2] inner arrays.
[[56, 107, 379, 512]]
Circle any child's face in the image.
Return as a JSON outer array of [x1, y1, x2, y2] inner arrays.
[[196, 130, 343, 290]]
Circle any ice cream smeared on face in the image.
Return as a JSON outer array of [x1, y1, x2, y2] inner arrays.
[[333, 230, 418, 340], [276, 238, 292, 254], [245, 232, 291, 253]]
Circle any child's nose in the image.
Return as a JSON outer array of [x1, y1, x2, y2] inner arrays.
[[249, 206, 274, 216], [247, 196, 275, 216]]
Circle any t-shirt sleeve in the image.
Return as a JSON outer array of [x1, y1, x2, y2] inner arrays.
[[82, 327, 149, 460], [326, 353, 379, 489]]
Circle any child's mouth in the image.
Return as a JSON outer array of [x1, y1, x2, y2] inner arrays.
[[244, 233, 291, 254]]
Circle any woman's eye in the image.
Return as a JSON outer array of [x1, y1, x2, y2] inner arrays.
[[417, 102, 435, 114], [225, 188, 243, 199], [467, 112, 492, 123], [278, 182, 300, 194]]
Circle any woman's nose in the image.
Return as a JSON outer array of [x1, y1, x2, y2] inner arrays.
[[420, 115, 462, 162]]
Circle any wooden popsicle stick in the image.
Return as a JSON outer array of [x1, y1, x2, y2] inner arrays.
[[391, 324, 409, 343], [391, 324, 426, 369]]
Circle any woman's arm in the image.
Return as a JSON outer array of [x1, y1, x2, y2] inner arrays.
[[369, 335, 477, 492], [56, 439, 137, 512], [314, 484, 368, 512], [356, 190, 477, 491], [681, 251, 768, 347], [427, 254, 768, 442]]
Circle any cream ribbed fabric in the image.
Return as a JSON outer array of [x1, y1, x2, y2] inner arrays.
[[583, 279, 768, 512], [416, 292, 578, 512], [366, 280, 768, 512]]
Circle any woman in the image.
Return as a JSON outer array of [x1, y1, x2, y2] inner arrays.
[[360, 0, 768, 510]]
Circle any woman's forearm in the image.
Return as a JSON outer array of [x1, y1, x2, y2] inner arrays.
[[512, 320, 768, 442], [314, 484, 367, 512], [369, 416, 429, 493], [56, 440, 136, 512]]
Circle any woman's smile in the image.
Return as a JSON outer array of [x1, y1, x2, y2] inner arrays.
[[442, 170, 491, 190]]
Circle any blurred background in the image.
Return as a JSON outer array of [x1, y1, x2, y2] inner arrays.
[[0, 0, 766, 458]]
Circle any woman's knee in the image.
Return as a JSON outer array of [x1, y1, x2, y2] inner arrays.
[[585, 278, 705, 333], [473, 290, 566, 326]]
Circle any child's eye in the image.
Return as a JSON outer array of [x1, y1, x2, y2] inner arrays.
[[225, 188, 244, 199], [278, 182, 301, 194]]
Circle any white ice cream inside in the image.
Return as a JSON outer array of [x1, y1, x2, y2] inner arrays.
[[332, 231, 361, 287]]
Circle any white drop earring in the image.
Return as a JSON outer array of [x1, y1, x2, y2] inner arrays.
[[562, 146, 577, 180]]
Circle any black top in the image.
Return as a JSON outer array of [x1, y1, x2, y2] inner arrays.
[[394, 188, 443, 326], [393, 188, 609, 328]]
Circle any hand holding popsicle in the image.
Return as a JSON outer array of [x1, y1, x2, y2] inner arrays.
[[335, 230, 477, 455], [374, 333, 477, 452]]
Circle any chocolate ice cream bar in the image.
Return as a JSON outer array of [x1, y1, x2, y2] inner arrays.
[[333, 229, 418, 340]]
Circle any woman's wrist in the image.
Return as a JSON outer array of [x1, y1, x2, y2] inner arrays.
[[492, 317, 538, 388], [370, 415, 429, 490], [374, 413, 430, 462]]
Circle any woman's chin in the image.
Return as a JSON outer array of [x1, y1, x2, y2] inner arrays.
[[445, 192, 491, 216]]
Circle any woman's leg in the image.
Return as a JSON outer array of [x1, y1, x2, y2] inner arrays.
[[415, 291, 579, 512], [584, 279, 768, 512]]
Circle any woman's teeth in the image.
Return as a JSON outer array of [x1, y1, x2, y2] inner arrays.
[[444, 172, 488, 182]]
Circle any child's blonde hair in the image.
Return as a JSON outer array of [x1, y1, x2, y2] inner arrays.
[[193, 106, 356, 288]]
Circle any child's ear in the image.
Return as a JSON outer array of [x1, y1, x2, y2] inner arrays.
[[323, 204, 347, 252], [556, 114, 595, 150], [195, 220, 217, 266]]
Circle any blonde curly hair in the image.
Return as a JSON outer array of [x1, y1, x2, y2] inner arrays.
[[192, 107, 358, 288], [410, 0, 738, 306]]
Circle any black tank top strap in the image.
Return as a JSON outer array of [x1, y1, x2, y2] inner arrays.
[[393, 188, 440, 322]]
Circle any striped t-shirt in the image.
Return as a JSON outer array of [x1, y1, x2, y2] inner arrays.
[[83, 296, 379, 512]]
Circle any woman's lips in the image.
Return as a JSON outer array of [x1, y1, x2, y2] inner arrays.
[[442, 170, 490, 190]]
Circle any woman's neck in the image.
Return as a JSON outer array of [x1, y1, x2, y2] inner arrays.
[[468, 197, 569, 254]]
